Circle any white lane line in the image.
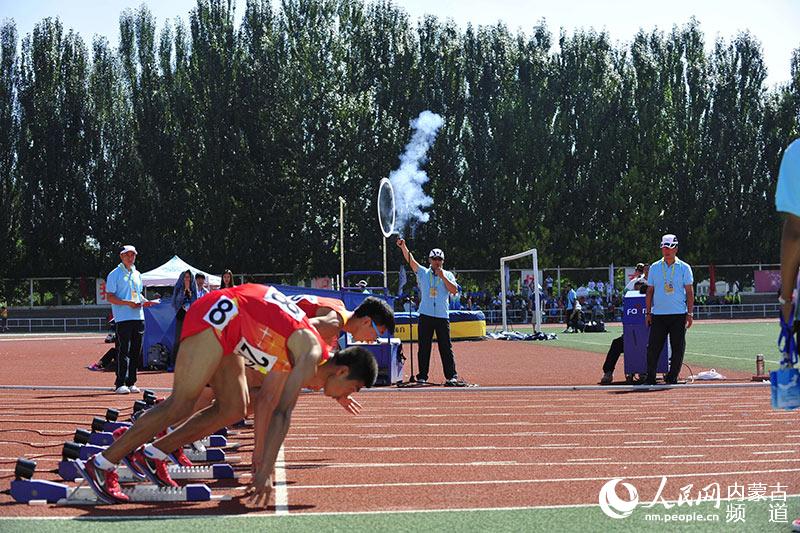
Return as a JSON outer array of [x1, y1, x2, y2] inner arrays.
[[706, 438, 745, 442], [292, 419, 766, 428], [753, 450, 796, 455], [662, 455, 705, 459], [6, 496, 800, 522], [274, 444, 289, 515], [287, 430, 793, 440], [288, 442, 800, 452], [7, 458, 800, 476], [589, 429, 625, 433], [0, 336, 105, 342], [268, 467, 800, 490], [664, 427, 701, 431], [738, 424, 772, 427]]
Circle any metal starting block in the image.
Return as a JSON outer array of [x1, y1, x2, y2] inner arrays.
[[58, 460, 235, 482], [184, 447, 236, 462], [58, 442, 236, 482], [11, 458, 230, 505], [64, 440, 238, 464]]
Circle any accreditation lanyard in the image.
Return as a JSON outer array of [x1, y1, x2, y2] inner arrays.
[[428, 269, 441, 300], [125, 265, 139, 303], [661, 260, 676, 295]]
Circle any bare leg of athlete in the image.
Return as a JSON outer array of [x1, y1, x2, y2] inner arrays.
[[152, 354, 249, 453], [102, 329, 224, 464]]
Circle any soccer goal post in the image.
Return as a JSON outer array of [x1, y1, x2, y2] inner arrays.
[[500, 249, 541, 332]]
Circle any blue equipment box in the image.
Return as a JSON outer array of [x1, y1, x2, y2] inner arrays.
[[622, 291, 669, 376]]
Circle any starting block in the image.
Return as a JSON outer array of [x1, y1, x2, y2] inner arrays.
[[64, 439, 237, 464], [11, 458, 230, 505], [57, 460, 235, 483], [58, 443, 236, 482]]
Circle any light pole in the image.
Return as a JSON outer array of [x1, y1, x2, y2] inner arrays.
[[339, 196, 345, 290]]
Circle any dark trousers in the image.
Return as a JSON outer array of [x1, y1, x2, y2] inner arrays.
[[115, 319, 144, 388], [602, 335, 624, 373], [171, 308, 187, 369], [416, 314, 458, 381], [646, 314, 687, 382]]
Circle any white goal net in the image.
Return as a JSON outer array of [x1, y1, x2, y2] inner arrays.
[[499, 249, 541, 332]]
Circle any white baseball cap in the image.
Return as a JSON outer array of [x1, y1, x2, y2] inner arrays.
[[660, 234, 678, 248], [429, 248, 445, 260], [120, 245, 138, 255]]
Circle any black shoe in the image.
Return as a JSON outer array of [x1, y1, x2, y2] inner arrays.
[[664, 376, 680, 385]]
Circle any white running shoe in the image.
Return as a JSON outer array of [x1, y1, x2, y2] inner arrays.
[[115, 386, 130, 394], [129, 385, 140, 393]]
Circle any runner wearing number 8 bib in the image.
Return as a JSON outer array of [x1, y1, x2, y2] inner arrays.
[[79, 284, 379, 508], [185, 293, 395, 431]]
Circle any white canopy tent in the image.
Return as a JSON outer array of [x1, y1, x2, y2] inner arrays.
[[140, 255, 221, 288]]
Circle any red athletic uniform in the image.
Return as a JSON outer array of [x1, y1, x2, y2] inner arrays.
[[290, 294, 352, 324], [181, 284, 329, 374]]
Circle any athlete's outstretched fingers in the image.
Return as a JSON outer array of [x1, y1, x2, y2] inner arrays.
[[337, 395, 362, 415]]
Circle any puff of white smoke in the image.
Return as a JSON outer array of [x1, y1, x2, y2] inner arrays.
[[389, 110, 444, 236]]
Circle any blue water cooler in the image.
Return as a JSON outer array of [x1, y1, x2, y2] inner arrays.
[[347, 337, 404, 386], [622, 291, 670, 376]]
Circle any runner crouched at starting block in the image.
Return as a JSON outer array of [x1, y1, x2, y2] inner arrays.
[[190, 293, 395, 418], [77, 284, 386, 506]]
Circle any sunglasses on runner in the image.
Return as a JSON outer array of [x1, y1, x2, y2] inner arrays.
[[371, 320, 384, 339]]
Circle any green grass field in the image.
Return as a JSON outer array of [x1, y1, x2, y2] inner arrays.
[[1, 497, 796, 532], [528, 321, 783, 374]]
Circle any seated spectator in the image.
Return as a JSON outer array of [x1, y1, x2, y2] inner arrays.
[[625, 263, 647, 291], [564, 299, 585, 333]]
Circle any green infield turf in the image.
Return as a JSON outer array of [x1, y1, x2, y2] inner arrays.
[[1, 497, 796, 532], [531, 321, 782, 374]]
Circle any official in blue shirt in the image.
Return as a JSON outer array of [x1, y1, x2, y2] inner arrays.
[[776, 138, 800, 324], [397, 238, 464, 386], [644, 234, 694, 385], [105, 245, 156, 394]]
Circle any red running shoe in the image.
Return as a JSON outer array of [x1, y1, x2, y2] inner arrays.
[[77, 458, 129, 503], [170, 447, 193, 467], [120, 447, 148, 481], [131, 450, 178, 487]]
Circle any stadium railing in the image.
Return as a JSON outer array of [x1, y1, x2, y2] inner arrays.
[[3, 317, 107, 333]]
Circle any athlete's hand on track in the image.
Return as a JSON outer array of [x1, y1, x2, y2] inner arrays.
[[336, 395, 362, 415], [245, 469, 273, 508]]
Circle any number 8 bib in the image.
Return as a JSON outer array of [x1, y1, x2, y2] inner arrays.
[[203, 295, 239, 330]]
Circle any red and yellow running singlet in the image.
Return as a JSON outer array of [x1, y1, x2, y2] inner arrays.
[[290, 294, 352, 325], [181, 284, 330, 374]]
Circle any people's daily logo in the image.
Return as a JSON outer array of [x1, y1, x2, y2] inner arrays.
[[599, 478, 639, 519]]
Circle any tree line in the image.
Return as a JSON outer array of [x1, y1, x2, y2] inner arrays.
[[0, 0, 798, 281]]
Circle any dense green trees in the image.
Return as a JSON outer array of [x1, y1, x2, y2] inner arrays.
[[0, 1, 797, 278]]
